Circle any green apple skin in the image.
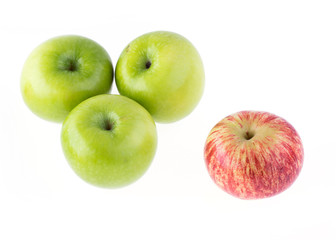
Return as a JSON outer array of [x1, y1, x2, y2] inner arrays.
[[61, 94, 157, 188], [115, 31, 205, 123], [21, 35, 113, 122]]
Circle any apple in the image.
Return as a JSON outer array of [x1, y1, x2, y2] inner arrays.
[[21, 35, 113, 122], [204, 111, 304, 199], [115, 31, 205, 123], [61, 94, 157, 188]]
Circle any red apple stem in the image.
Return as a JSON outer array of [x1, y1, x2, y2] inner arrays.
[[244, 131, 254, 140]]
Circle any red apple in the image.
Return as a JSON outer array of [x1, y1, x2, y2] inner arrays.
[[204, 111, 304, 199]]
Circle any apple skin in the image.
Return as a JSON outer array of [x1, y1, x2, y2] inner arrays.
[[115, 31, 205, 123], [61, 94, 157, 188], [21, 35, 113, 122], [204, 111, 304, 199]]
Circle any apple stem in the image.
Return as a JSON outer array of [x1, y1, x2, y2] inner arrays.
[[68, 61, 77, 71], [244, 131, 254, 140], [104, 120, 113, 131], [145, 61, 151, 69]]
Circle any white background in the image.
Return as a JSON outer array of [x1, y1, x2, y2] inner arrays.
[[1, 0, 335, 239]]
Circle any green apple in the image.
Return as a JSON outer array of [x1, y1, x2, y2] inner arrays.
[[21, 35, 113, 122], [61, 94, 157, 188], [115, 31, 205, 123]]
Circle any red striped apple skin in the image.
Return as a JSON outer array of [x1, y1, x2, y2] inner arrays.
[[204, 111, 304, 199]]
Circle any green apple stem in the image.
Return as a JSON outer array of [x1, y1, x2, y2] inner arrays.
[[145, 60, 151, 69], [59, 57, 79, 72], [68, 61, 77, 71], [104, 119, 113, 131]]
